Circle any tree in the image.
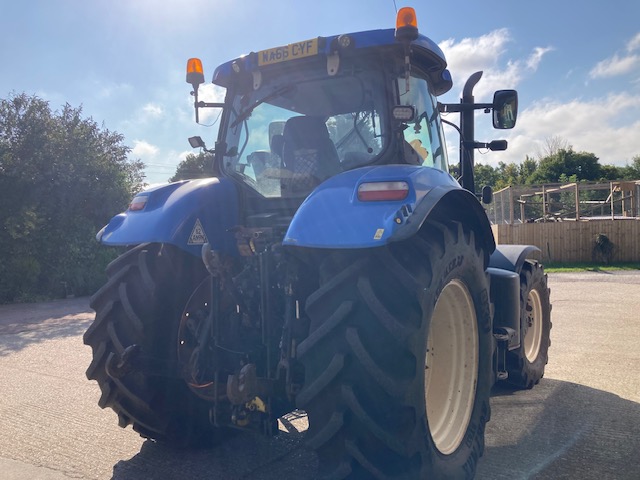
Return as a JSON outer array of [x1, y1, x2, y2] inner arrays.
[[621, 155, 640, 180], [529, 148, 603, 184], [599, 164, 621, 181], [535, 136, 571, 159], [520, 156, 538, 184], [473, 162, 500, 189], [0, 93, 144, 302], [169, 152, 213, 182], [494, 161, 523, 189]]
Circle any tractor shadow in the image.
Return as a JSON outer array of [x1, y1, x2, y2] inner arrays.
[[112, 410, 315, 480], [477, 379, 640, 479], [111, 379, 640, 479]]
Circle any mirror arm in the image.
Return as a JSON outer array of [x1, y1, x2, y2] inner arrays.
[[438, 102, 493, 113], [196, 101, 225, 108]]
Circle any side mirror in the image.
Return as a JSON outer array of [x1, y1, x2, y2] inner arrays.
[[492, 90, 518, 129]]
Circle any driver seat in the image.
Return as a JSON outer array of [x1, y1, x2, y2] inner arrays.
[[281, 116, 340, 193]]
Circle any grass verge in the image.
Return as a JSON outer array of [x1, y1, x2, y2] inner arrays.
[[543, 262, 640, 273]]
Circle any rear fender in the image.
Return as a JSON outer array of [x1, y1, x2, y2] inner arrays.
[[390, 185, 496, 255], [283, 165, 492, 249], [489, 245, 541, 274], [488, 245, 542, 350], [97, 178, 240, 257]]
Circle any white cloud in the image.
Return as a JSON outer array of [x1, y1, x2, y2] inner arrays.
[[439, 29, 511, 92], [436, 30, 640, 172], [132, 140, 159, 159], [439, 30, 552, 98], [590, 32, 640, 79], [184, 83, 226, 126], [141, 103, 163, 118], [627, 32, 640, 52], [95, 81, 133, 99], [440, 29, 511, 69], [526, 47, 554, 71], [589, 54, 640, 79], [116, 102, 167, 134], [476, 93, 640, 167]]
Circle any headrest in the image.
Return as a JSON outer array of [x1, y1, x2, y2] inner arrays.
[[283, 116, 330, 144]]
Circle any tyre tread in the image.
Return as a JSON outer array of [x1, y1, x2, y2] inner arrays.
[[84, 243, 216, 445]]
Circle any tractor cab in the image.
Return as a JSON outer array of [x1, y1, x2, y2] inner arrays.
[[187, 9, 453, 209]]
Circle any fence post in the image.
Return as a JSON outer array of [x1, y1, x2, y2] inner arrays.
[[575, 183, 580, 220], [610, 182, 615, 220], [509, 186, 514, 224]]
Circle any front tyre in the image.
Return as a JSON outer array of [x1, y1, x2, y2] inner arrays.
[[505, 260, 552, 389], [83, 243, 222, 446], [297, 222, 492, 479]]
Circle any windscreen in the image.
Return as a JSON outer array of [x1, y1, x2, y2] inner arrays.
[[222, 66, 387, 198]]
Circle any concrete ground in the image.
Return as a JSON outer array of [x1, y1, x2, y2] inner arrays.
[[0, 271, 638, 479]]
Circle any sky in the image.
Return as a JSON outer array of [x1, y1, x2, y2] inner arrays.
[[2, 0, 640, 185]]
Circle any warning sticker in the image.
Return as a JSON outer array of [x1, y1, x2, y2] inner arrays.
[[188, 218, 208, 245], [373, 228, 384, 240]]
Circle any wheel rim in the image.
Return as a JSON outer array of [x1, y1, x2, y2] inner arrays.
[[425, 279, 478, 455], [523, 288, 543, 362]]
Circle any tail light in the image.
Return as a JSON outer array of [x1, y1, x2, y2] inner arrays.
[[357, 181, 409, 202], [129, 194, 148, 211]]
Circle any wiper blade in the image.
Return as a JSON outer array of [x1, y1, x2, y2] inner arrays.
[[231, 85, 294, 128]]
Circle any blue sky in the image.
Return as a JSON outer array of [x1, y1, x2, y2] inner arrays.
[[2, 0, 639, 184]]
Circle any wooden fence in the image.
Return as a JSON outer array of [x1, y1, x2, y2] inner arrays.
[[491, 219, 640, 263]]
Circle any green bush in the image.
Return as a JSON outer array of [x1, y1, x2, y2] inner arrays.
[[0, 93, 143, 303]]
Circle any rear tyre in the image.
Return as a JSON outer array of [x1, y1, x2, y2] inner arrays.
[[297, 221, 493, 479], [83, 243, 222, 446], [505, 260, 552, 389]]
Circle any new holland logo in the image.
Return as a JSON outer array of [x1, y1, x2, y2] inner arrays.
[[188, 219, 208, 245]]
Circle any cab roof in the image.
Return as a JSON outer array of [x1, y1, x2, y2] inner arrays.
[[211, 28, 453, 96]]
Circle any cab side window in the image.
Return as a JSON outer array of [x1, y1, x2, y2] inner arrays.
[[398, 74, 449, 172]]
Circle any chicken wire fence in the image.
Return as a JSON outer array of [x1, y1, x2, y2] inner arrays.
[[487, 181, 640, 225]]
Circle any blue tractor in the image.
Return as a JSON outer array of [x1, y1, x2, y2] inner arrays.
[[84, 8, 551, 478]]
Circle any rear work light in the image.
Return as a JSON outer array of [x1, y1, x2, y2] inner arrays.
[[129, 195, 148, 211], [392, 105, 416, 122], [358, 181, 409, 202]]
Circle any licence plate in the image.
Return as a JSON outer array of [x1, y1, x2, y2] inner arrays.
[[258, 38, 318, 66]]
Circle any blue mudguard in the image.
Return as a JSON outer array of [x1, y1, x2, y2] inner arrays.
[[283, 165, 487, 249], [97, 178, 240, 257], [489, 245, 541, 274]]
